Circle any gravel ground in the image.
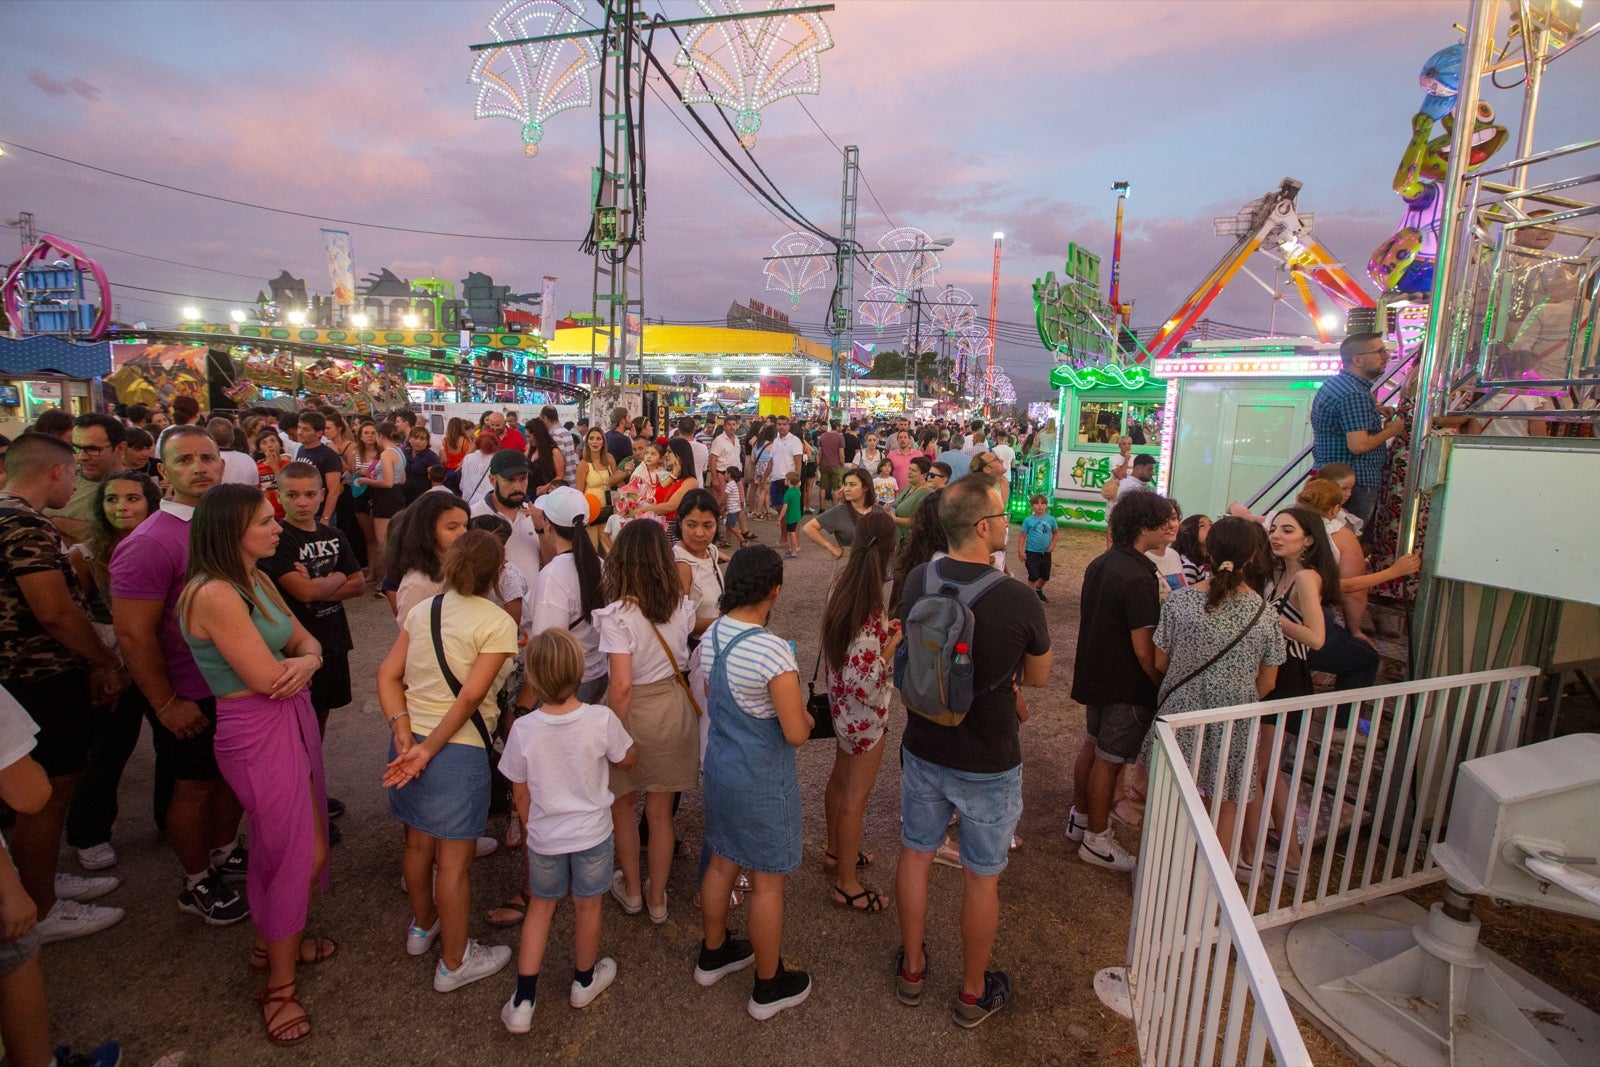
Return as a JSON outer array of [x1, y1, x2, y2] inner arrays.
[[47, 520, 1596, 1066]]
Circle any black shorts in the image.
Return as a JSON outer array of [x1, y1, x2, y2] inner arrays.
[[802, 460, 817, 479], [783, 521, 798, 534], [1025, 550, 1052, 583], [310, 652, 353, 716], [1085, 703, 1156, 764], [146, 695, 221, 782], [370, 487, 406, 519], [10, 669, 92, 777]]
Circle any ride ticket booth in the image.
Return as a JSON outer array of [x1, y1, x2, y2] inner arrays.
[[1049, 361, 1168, 528], [1152, 338, 1342, 520]]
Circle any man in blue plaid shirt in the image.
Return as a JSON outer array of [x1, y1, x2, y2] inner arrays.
[[1310, 332, 1404, 534]]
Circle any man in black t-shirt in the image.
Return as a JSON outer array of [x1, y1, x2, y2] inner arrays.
[[259, 462, 363, 826], [893, 475, 1050, 1028], [293, 411, 344, 526], [1068, 490, 1172, 875]]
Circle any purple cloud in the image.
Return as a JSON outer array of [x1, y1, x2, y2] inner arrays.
[[27, 69, 101, 99]]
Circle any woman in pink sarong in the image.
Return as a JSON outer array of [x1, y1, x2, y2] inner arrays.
[[179, 483, 331, 1046]]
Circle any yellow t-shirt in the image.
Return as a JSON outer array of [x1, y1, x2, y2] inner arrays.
[[400, 590, 517, 748]]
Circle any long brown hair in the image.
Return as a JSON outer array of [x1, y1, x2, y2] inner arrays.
[[180, 483, 289, 624], [88, 471, 160, 593], [602, 517, 679, 624], [822, 510, 897, 670]]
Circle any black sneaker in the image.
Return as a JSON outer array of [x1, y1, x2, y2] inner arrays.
[[694, 936, 755, 987], [894, 945, 927, 1007], [328, 822, 342, 847], [327, 797, 346, 819], [748, 962, 811, 1021], [952, 970, 1013, 1028], [177, 872, 249, 926], [215, 844, 248, 881]]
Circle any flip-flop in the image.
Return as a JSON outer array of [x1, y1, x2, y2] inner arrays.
[[249, 937, 337, 970], [486, 889, 531, 927]]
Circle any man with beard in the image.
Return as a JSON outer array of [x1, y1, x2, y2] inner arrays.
[[469, 449, 542, 585]]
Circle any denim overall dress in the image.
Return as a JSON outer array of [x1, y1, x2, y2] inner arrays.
[[700, 620, 803, 874]]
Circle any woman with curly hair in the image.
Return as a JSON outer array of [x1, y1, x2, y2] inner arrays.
[[818, 510, 900, 912], [595, 519, 698, 925], [382, 492, 471, 625]]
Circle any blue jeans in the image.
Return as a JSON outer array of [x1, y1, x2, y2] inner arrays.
[[899, 749, 1022, 877], [1306, 611, 1381, 729], [1346, 483, 1380, 541]]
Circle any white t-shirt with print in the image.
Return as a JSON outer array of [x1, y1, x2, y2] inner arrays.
[[498, 702, 633, 854], [593, 597, 695, 686]]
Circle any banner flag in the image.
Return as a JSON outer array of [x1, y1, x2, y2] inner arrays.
[[320, 229, 356, 307]]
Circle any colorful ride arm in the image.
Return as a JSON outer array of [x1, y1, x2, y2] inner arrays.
[[1393, 112, 1437, 202]]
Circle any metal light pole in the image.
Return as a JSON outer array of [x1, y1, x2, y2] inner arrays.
[[987, 231, 1003, 376]]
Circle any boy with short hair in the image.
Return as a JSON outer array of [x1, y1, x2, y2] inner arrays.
[[257, 462, 364, 831], [425, 465, 452, 494], [781, 471, 802, 559], [498, 630, 634, 1035], [1018, 494, 1059, 601]]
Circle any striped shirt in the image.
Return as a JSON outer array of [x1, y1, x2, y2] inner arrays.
[[724, 480, 743, 514], [548, 422, 579, 487], [697, 617, 798, 720]]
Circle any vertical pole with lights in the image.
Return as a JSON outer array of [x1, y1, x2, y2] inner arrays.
[[987, 232, 1003, 376], [1109, 182, 1132, 329]]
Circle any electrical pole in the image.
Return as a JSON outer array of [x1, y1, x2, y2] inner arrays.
[[828, 145, 858, 410], [987, 231, 1003, 378]]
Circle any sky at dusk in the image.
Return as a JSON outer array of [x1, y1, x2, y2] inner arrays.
[[3, 0, 1596, 399]]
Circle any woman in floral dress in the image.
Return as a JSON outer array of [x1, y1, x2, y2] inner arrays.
[[818, 511, 900, 912], [1151, 517, 1285, 857]]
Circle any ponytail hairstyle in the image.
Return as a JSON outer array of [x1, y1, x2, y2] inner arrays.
[[544, 508, 605, 625], [1203, 516, 1261, 610], [1294, 478, 1344, 518], [1271, 506, 1343, 609], [442, 528, 504, 598], [718, 544, 784, 615], [821, 510, 898, 671]]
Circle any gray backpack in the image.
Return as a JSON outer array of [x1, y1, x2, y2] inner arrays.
[[893, 561, 1009, 727]]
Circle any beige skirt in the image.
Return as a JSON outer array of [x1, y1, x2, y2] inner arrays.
[[610, 675, 701, 795]]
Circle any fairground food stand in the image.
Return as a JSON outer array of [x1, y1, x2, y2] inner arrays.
[[1048, 361, 1167, 528]]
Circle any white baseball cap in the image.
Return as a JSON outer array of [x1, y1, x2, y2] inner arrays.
[[534, 485, 590, 528]]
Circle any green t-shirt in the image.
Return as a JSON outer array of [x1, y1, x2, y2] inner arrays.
[[783, 485, 801, 524]]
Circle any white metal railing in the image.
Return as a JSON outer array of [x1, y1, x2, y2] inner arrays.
[[1161, 667, 1536, 930], [1130, 721, 1312, 1066], [1125, 666, 1536, 1065]]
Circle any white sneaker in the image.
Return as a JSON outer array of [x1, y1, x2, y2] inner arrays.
[[1065, 806, 1088, 843], [501, 993, 535, 1034], [77, 842, 118, 871], [36, 898, 124, 943], [1078, 830, 1137, 873], [647, 890, 668, 925], [433, 939, 511, 993], [55, 872, 119, 902], [570, 957, 617, 1009], [474, 836, 499, 858], [406, 917, 441, 956], [610, 871, 642, 915]]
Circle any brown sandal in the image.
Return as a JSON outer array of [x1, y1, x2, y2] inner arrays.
[[249, 936, 337, 970], [486, 890, 531, 928], [255, 982, 310, 1045]]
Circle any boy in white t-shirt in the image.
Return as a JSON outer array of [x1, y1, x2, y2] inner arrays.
[[497, 630, 635, 1035]]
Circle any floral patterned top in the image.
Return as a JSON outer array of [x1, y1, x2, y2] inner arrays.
[[825, 610, 896, 755]]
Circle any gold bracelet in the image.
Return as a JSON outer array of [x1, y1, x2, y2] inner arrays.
[[155, 694, 178, 716]]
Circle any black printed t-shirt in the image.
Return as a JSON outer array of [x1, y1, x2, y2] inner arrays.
[[260, 521, 359, 656], [897, 557, 1050, 774]]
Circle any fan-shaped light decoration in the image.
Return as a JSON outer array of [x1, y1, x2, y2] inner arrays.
[[673, 0, 835, 149], [955, 324, 991, 378], [968, 363, 1015, 408], [469, 0, 600, 157], [928, 287, 975, 339], [867, 227, 943, 300], [858, 285, 904, 335], [763, 231, 830, 309]]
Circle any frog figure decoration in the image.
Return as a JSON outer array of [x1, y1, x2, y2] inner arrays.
[[1368, 43, 1509, 294]]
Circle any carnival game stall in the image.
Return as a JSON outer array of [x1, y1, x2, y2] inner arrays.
[[1153, 337, 1342, 521], [1048, 361, 1167, 528], [0, 335, 111, 437]]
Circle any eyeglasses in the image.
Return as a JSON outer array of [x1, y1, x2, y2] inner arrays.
[[974, 511, 1010, 526]]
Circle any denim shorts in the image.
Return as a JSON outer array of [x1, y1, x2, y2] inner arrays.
[[900, 748, 1022, 876], [527, 834, 614, 900]]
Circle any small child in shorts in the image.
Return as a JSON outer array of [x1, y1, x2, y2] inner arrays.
[[497, 630, 636, 1035], [722, 466, 753, 544], [1018, 493, 1059, 601], [781, 471, 802, 558]]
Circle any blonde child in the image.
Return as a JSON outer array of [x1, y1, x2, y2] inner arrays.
[[497, 630, 636, 1034]]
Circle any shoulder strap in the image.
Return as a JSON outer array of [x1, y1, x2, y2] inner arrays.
[[430, 595, 494, 748], [922, 559, 1008, 604], [649, 616, 702, 717], [1157, 595, 1269, 712]]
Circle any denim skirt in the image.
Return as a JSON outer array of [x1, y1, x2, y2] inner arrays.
[[388, 735, 489, 840]]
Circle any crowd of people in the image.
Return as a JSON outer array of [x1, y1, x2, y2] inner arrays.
[[0, 388, 1404, 1060]]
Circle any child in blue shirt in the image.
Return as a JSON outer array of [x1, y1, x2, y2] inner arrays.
[[1018, 494, 1059, 601]]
